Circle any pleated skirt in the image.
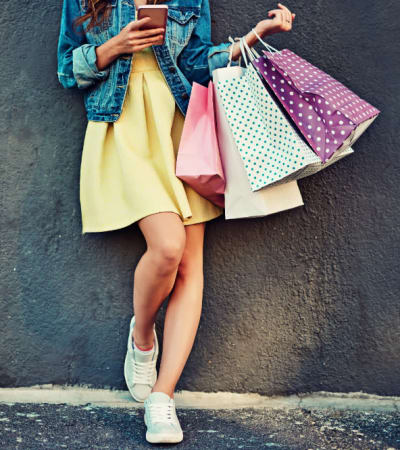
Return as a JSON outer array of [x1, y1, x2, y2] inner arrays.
[[79, 46, 223, 234]]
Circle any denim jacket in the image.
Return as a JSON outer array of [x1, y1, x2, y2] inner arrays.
[[57, 0, 235, 121]]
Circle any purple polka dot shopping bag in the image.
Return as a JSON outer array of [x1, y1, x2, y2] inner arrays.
[[251, 30, 380, 163]]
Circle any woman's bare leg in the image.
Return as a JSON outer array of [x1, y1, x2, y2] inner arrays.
[[152, 222, 206, 397], [133, 212, 186, 349]]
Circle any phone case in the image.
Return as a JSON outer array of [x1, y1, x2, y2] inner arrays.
[[137, 5, 168, 45]]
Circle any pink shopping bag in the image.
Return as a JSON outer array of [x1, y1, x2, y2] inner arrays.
[[251, 31, 380, 163], [176, 81, 225, 208]]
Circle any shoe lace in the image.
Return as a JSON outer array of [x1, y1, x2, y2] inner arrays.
[[148, 402, 175, 425], [132, 358, 156, 384]]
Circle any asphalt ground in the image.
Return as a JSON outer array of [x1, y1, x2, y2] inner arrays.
[[0, 403, 399, 449]]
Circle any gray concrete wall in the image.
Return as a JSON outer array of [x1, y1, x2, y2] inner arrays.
[[1, 0, 399, 395]]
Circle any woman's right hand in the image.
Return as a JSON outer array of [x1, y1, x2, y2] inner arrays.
[[115, 17, 165, 54], [95, 17, 165, 71]]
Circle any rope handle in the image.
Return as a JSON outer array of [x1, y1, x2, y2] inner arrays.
[[241, 36, 261, 61], [251, 28, 280, 54], [228, 36, 243, 67]]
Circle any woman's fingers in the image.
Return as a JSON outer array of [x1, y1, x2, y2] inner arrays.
[[127, 18, 165, 38], [258, 3, 295, 35], [128, 17, 151, 30], [132, 27, 165, 38], [118, 17, 165, 54], [132, 34, 164, 47], [269, 9, 289, 28], [270, 3, 295, 29], [268, 9, 284, 22], [278, 3, 292, 24], [142, 35, 164, 48], [277, 3, 291, 15], [268, 9, 281, 18]]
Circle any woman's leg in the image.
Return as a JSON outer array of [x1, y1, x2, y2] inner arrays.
[[133, 212, 186, 349], [152, 222, 206, 397]]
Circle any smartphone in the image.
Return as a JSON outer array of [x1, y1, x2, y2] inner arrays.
[[137, 5, 168, 45]]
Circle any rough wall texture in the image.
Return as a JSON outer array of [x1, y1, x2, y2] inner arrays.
[[1, 0, 399, 395]]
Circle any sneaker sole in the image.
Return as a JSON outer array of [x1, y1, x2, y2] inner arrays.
[[144, 414, 183, 443]]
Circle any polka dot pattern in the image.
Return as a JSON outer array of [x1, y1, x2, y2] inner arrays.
[[252, 49, 380, 163], [216, 64, 320, 191], [295, 146, 354, 180]]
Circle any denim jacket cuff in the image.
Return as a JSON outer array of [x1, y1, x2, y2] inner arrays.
[[207, 42, 240, 74], [72, 44, 110, 89]]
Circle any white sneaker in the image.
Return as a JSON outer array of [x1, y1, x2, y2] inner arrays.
[[124, 315, 159, 402], [144, 392, 184, 444]]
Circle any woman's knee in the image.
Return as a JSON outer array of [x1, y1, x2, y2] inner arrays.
[[150, 235, 186, 275], [139, 212, 187, 275]]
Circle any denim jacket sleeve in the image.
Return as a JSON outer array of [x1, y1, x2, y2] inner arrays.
[[57, 0, 111, 89], [177, 0, 237, 85]]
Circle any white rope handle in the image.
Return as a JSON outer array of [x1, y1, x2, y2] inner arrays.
[[251, 28, 280, 54], [228, 36, 242, 67], [227, 36, 235, 67], [238, 37, 248, 67], [241, 36, 260, 61]]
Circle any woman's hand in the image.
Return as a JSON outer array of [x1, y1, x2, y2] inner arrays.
[[255, 3, 295, 37], [115, 17, 165, 54], [230, 3, 295, 62], [95, 17, 165, 71]]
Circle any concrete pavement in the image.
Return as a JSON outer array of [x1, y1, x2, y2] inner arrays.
[[0, 387, 399, 449], [0, 402, 399, 449]]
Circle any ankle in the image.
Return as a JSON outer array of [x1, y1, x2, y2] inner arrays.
[[132, 328, 154, 350], [151, 386, 174, 399]]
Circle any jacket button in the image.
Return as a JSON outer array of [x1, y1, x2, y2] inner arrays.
[[181, 92, 189, 100], [169, 66, 176, 73]]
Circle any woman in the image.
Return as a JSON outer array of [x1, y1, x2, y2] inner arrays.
[[57, 0, 295, 444]]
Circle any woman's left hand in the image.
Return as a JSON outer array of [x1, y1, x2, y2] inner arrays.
[[229, 3, 295, 61], [255, 3, 295, 37]]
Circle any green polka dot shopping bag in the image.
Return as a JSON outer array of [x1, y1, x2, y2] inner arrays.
[[216, 38, 320, 192]]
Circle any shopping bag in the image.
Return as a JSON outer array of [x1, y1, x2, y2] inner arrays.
[[236, 37, 355, 180], [251, 29, 380, 163], [212, 47, 304, 219], [176, 81, 225, 208], [294, 146, 354, 180], [215, 38, 320, 192]]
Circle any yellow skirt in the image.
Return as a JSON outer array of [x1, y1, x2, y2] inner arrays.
[[79, 46, 223, 234]]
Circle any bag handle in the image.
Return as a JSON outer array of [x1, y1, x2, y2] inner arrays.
[[227, 35, 265, 68], [236, 36, 257, 67], [251, 28, 280, 54], [241, 36, 261, 61], [227, 36, 242, 67], [238, 36, 264, 67], [238, 36, 249, 67]]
